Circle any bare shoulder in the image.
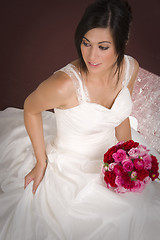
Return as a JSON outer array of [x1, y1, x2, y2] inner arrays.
[[24, 69, 75, 112], [128, 57, 139, 95], [43, 70, 74, 95]]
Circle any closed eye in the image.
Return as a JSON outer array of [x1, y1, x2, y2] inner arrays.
[[82, 40, 90, 47], [99, 46, 109, 50]]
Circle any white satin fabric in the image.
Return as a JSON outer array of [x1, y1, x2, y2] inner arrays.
[[0, 55, 160, 240]]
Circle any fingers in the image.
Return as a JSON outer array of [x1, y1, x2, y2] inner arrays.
[[24, 173, 33, 189], [24, 163, 47, 194], [24, 173, 40, 194], [32, 179, 39, 194], [32, 172, 44, 194]]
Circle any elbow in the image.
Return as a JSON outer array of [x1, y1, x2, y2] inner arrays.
[[115, 118, 132, 142], [23, 96, 30, 113], [23, 91, 42, 116], [23, 96, 31, 123], [23, 93, 35, 115]]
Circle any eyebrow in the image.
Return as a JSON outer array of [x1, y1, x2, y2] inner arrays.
[[83, 36, 111, 44]]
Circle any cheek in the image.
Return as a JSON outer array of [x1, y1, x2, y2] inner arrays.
[[103, 51, 117, 64]]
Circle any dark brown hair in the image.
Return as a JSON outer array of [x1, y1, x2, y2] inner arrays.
[[74, 0, 132, 74]]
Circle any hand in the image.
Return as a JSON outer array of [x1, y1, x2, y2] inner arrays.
[[24, 161, 47, 194]]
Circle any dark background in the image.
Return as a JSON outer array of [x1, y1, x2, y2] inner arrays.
[[0, 0, 160, 110]]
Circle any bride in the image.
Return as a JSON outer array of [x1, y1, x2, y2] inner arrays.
[[0, 0, 160, 239]]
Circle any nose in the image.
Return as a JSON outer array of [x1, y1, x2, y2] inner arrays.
[[88, 46, 99, 61]]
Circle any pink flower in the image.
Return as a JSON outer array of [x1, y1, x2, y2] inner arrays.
[[112, 149, 126, 163], [128, 148, 140, 158], [108, 162, 117, 171], [102, 167, 106, 174], [131, 180, 145, 193], [122, 158, 134, 172], [134, 158, 144, 170], [143, 154, 152, 170], [116, 141, 125, 146], [115, 176, 124, 186], [131, 171, 137, 180], [115, 186, 127, 194], [143, 176, 151, 184], [138, 145, 150, 157]]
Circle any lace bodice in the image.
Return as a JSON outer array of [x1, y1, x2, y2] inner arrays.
[[59, 55, 134, 105]]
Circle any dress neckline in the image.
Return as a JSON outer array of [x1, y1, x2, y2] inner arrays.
[[68, 55, 129, 111], [55, 87, 130, 113]]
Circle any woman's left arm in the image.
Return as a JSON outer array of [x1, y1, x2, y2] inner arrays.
[[115, 58, 139, 141]]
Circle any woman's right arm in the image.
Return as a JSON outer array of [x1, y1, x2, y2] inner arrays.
[[24, 72, 74, 194]]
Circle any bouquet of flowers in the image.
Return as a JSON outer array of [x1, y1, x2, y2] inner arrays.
[[102, 140, 159, 193]]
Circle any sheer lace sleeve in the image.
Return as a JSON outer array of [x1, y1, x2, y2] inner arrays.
[[123, 55, 135, 87], [56, 64, 89, 104]]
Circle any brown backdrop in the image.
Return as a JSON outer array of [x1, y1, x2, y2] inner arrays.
[[0, 0, 160, 110]]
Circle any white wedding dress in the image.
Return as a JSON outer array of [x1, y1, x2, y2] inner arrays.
[[0, 55, 160, 240]]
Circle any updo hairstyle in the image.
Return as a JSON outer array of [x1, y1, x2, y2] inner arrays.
[[75, 0, 132, 73]]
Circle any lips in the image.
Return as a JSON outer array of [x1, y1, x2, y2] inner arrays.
[[88, 62, 101, 67]]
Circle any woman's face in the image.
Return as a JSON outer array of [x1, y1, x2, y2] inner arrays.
[[80, 28, 117, 74]]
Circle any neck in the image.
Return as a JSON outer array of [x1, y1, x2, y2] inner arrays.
[[84, 64, 118, 85]]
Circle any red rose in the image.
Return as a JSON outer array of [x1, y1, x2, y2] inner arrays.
[[149, 155, 159, 181], [104, 146, 117, 164], [104, 171, 117, 187], [137, 169, 149, 181], [121, 140, 139, 152], [115, 143, 124, 150], [122, 172, 134, 189], [151, 155, 159, 171]]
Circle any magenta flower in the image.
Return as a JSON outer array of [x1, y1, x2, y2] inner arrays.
[[143, 154, 152, 170], [112, 149, 126, 163], [128, 148, 140, 158], [134, 158, 144, 170], [122, 158, 134, 172], [113, 164, 124, 176]]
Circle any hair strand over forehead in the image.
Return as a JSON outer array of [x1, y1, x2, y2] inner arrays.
[[74, 0, 132, 73]]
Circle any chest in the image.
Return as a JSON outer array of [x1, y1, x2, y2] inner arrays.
[[85, 81, 123, 109]]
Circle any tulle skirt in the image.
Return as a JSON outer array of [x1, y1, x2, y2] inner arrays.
[[0, 108, 160, 240]]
